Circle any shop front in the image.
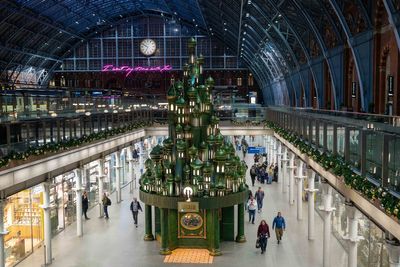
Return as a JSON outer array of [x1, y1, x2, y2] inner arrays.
[[4, 186, 44, 267]]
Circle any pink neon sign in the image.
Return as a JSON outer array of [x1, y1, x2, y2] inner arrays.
[[102, 65, 173, 77]]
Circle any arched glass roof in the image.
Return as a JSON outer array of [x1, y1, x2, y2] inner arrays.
[[0, 0, 384, 106]]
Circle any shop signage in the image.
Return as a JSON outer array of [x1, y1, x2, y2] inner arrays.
[[388, 75, 394, 96], [102, 64, 173, 77], [351, 82, 357, 98], [178, 202, 199, 213], [248, 146, 266, 154]]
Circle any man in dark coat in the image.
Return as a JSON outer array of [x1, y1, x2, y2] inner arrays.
[[82, 191, 90, 220]]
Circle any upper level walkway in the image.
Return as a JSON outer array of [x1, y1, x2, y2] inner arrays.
[[0, 123, 272, 197]]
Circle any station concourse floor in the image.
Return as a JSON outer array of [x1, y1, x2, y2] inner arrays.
[[18, 155, 347, 267]]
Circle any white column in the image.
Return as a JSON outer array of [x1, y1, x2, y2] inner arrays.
[[75, 168, 83, 237], [288, 152, 295, 205], [277, 142, 282, 183], [319, 181, 335, 267], [295, 160, 307, 220], [268, 136, 273, 164], [263, 136, 268, 159], [344, 203, 363, 267], [98, 158, 105, 217], [387, 240, 400, 267], [127, 146, 135, 193], [281, 147, 288, 193], [272, 139, 277, 165], [305, 168, 318, 240], [0, 199, 8, 267], [114, 151, 122, 203], [42, 181, 52, 264]]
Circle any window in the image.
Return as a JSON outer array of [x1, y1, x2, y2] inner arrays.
[[226, 57, 237, 68], [166, 38, 180, 56], [76, 60, 87, 70], [248, 74, 254, 86], [103, 40, 116, 57], [237, 77, 242, 86], [89, 40, 101, 58], [76, 45, 86, 58], [118, 39, 132, 58]]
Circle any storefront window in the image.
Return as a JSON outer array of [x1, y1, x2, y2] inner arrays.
[[82, 162, 99, 208], [4, 187, 43, 267], [50, 172, 77, 235]]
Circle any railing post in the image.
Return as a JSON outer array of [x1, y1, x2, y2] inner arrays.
[[315, 120, 320, 148], [360, 129, 367, 177], [333, 124, 337, 155], [323, 122, 327, 153], [381, 134, 390, 188], [344, 127, 350, 162]]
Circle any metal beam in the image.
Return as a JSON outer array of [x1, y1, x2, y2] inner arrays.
[[383, 0, 400, 52]]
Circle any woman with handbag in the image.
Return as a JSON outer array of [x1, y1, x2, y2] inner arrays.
[[257, 219, 270, 254]]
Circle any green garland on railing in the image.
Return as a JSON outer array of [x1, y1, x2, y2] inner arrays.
[[0, 121, 156, 169], [266, 121, 400, 220]]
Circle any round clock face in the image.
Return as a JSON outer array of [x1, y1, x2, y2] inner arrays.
[[140, 38, 157, 56]]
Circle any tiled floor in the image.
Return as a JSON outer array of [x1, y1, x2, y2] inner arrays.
[[164, 249, 213, 264], [17, 152, 347, 267]]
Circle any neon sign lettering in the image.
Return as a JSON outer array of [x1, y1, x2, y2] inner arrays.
[[102, 65, 173, 77]]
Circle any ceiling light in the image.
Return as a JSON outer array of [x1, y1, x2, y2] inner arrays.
[[243, 31, 247, 35], [246, 13, 250, 17], [75, 21, 79, 24]]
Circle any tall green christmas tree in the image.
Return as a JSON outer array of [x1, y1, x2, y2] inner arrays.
[[140, 37, 248, 256]]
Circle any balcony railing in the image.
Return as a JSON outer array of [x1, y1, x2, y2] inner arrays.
[[267, 107, 400, 196]]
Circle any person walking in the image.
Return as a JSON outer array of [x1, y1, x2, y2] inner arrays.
[[255, 187, 265, 213], [245, 190, 253, 211], [102, 192, 111, 219], [130, 197, 143, 227], [268, 165, 274, 184], [247, 196, 257, 224], [273, 164, 279, 182], [257, 220, 270, 254], [250, 164, 257, 187], [82, 191, 90, 220], [241, 137, 248, 158], [272, 212, 286, 244]]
